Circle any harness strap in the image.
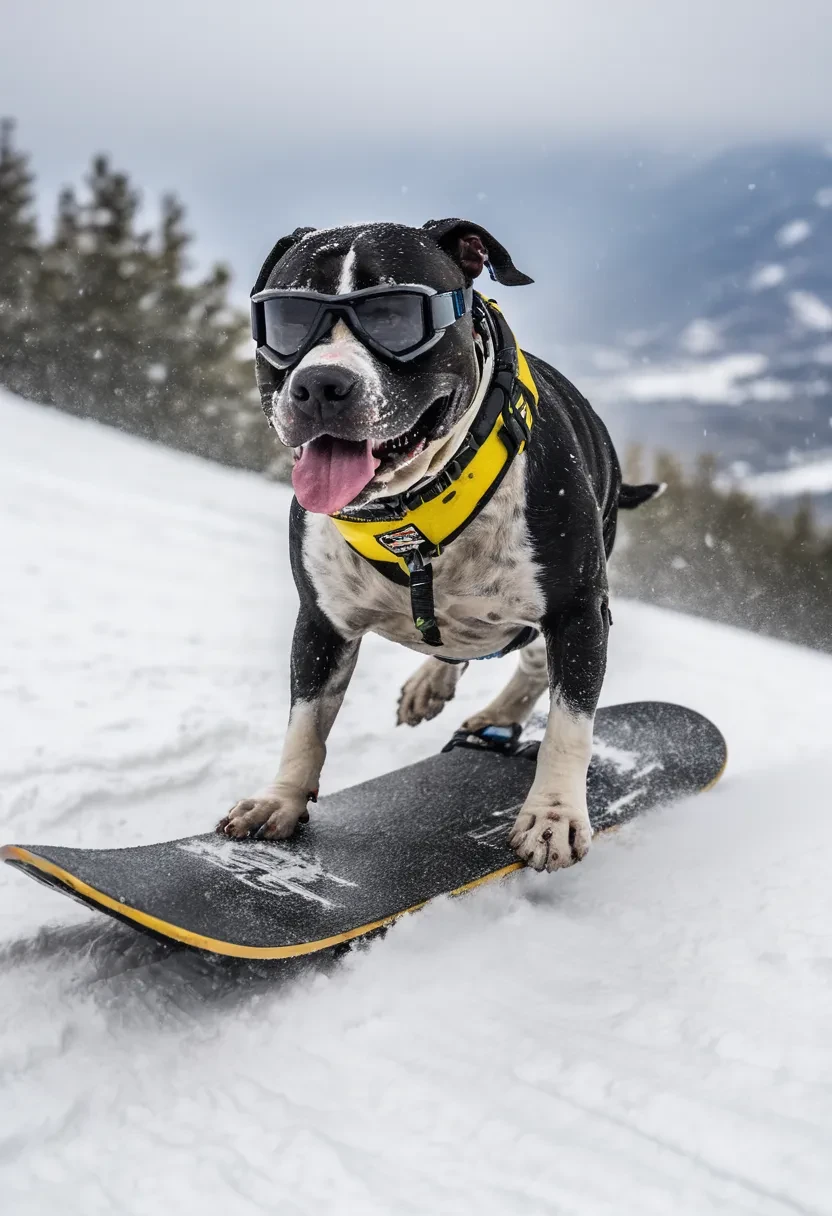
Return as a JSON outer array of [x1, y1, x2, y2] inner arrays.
[[434, 623, 539, 664], [329, 296, 538, 650], [404, 550, 443, 647]]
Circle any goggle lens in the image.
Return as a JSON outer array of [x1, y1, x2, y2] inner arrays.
[[352, 294, 426, 353], [262, 296, 321, 358], [253, 285, 471, 368]]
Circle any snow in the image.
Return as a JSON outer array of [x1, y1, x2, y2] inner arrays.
[[590, 347, 631, 372], [606, 353, 769, 406], [740, 453, 832, 499], [3, 388, 832, 1213], [814, 187, 832, 208], [745, 377, 793, 402], [775, 218, 811, 248], [748, 263, 785, 291], [788, 290, 832, 332], [678, 318, 722, 354]]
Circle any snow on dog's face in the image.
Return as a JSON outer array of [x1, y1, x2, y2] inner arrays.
[[254, 220, 531, 515]]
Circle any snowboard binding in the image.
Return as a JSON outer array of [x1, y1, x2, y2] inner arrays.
[[442, 721, 540, 760]]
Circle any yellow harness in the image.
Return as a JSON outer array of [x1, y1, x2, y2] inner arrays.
[[330, 296, 539, 647]]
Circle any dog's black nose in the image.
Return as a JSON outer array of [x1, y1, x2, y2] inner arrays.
[[289, 365, 357, 425]]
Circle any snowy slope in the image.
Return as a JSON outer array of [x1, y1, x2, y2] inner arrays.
[[2, 391, 832, 1215]]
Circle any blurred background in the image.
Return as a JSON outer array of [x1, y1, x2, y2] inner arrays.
[[3, 0, 831, 650]]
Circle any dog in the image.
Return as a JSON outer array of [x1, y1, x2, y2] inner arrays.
[[218, 220, 659, 872]]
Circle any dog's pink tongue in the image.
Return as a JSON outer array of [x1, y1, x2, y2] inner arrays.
[[292, 436, 378, 514]]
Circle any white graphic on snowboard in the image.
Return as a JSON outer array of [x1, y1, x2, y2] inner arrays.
[[465, 717, 666, 849], [467, 806, 523, 848], [178, 838, 356, 907]]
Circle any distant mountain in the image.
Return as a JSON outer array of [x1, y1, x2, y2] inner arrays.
[[566, 143, 832, 519], [580, 143, 832, 341]]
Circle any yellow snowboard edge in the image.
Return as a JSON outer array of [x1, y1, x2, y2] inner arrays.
[[0, 843, 523, 960], [1, 751, 726, 960]]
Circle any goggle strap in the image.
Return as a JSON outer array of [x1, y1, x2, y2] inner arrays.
[[429, 286, 473, 331]]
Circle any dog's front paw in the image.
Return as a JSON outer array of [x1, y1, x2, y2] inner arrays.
[[217, 785, 310, 840], [397, 658, 463, 727], [508, 797, 592, 872]]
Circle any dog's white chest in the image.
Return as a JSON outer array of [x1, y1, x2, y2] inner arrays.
[[302, 464, 545, 659]]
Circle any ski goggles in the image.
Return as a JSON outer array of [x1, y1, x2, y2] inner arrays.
[[250, 283, 473, 369]]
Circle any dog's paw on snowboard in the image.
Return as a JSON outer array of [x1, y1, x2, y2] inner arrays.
[[508, 800, 592, 871], [218, 786, 310, 840]]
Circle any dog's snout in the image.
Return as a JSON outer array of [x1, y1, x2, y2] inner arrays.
[[290, 364, 358, 423]]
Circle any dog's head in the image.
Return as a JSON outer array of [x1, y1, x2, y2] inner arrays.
[[252, 220, 532, 514]]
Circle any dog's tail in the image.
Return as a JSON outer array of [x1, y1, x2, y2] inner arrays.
[[618, 481, 666, 510]]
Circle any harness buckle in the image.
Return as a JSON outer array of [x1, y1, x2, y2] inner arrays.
[[500, 397, 531, 456], [405, 549, 443, 647]]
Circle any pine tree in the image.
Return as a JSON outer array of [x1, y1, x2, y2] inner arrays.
[[38, 185, 83, 408], [36, 156, 267, 467], [0, 118, 40, 397], [38, 157, 155, 428], [791, 497, 816, 555], [147, 194, 263, 466], [1, 131, 288, 473]]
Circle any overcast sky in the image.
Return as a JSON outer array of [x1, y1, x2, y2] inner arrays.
[[3, 0, 831, 298], [6, 0, 831, 145]]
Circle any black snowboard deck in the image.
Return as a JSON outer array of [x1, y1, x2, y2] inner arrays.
[[2, 702, 726, 959]]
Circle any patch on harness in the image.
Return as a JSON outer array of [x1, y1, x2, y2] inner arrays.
[[377, 523, 431, 556]]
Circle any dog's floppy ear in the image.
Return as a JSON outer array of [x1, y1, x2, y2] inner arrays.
[[251, 226, 317, 295], [421, 218, 533, 287]]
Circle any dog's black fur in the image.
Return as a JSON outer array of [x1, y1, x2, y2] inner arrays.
[[221, 220, 658, 871]]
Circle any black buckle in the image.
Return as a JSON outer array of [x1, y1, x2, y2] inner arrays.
[[401, 438, 479, 511], [409, 467, 455, 506], [405, 550, 443, 647], [500, 398, 530, 456]]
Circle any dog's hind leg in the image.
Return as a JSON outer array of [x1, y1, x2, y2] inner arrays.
[[461, 637, 549, 731], [397, 657, 466, 727]]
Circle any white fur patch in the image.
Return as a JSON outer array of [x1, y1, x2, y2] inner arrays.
[[530, 701, 594, 812], [304, 455, 545, 660], [264, 700, 327, 796], [507, 698, 594, 871], [285, 320, 385, 427], [337, 246, 357, 294]]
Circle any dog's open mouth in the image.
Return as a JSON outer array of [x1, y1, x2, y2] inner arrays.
[[292, 396, 452, 515], [371, 395, 449, 474]]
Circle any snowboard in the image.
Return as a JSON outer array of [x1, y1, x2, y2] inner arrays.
[[2, 702, 725, 960]]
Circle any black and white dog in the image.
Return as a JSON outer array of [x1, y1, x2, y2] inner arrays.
[[219, 220, 658, 872]]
